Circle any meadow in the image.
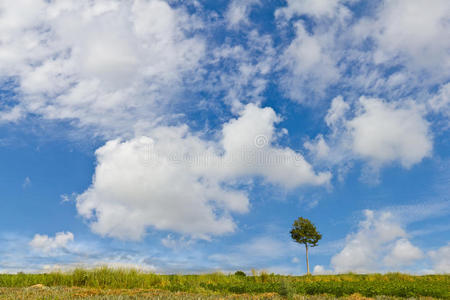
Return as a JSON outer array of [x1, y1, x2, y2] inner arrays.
[[0, 267, 448, 299]]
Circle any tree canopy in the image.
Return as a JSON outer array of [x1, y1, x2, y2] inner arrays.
[[290, 217, 322, 247]]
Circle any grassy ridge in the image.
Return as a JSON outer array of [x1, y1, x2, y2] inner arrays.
[[2, 287, 423, 300], [0, 268, 448, 298]]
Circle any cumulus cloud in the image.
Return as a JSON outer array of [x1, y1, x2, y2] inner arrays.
[[306, 96, 432, 182], [330, 210, 422, 273], [383, 239, 424, 267], [221, 104, 331, 187], [428, 243, 450, 273], [320, 202, 450, 274], [0, 0, 204, 137], [76, 130, 246, 240], [348, 97, 432, 168], [76, 104, 330, 240], [29, 232, 74, 254]]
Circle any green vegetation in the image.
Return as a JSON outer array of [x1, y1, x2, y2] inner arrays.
[[290, 217, 322, 275], [234, 271, 246, 277], [0, 268, 449, 299], [3, 287, 432, 300]]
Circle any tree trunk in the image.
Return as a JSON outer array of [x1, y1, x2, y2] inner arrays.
[[305, 244, 310, 275]]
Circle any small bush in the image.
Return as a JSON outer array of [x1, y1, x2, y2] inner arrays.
[[234, 271, 246, 277], [279, 279, 295, 299]]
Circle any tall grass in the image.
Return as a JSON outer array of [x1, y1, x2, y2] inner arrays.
[[0, 268, 448, 298]]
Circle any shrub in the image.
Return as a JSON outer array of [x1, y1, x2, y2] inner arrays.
[[279, 279, 295, 299]]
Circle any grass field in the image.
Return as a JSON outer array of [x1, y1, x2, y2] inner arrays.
[[0, 287, 442, 299], [0, 268, 448, 299]]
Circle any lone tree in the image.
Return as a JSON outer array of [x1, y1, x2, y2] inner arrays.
[[290, 217, 322, 275]]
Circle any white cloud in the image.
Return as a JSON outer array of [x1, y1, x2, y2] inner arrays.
[[76, 104, 330, 240], [275, 0, 339, 19], [331, 210, 423, 273], [313, 265, 334, 275], [22, 177, 31, 189], [76, 130, 246, 240], [161, 234, 194, 249], [60, 193, 77, 203], [0, 0, 205, 137], [348, 97, 432, 168], [428, 243, 450, 273], [325, 96, 350, 128], [387, 201, 450, 226], [275, 0, 449, 104], [275, 0, 341, 19], [429, 83, 450, 117], [307, 96, 432, 180], [356, 0, 450, 77], [279, 22, 339, 103], [209, 30, 276, 109], [0, 106, 23, 123], [383, 238, 424, 267], [225, 0, 260, 28], [337, 1, 450, 100], [29, 232, 74, 254], [304, 134, 330, 160], [221, 104, 331, 188]]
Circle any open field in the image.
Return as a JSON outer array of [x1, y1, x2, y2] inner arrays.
[[0, 287, 443, 300], [0, 268, 448, 299]]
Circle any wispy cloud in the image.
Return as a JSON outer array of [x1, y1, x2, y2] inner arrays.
[[22, 176, 31, 189]]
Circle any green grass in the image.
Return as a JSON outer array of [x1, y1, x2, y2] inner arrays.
[[0, 268, 448, 299], [4, 287, 432, 300], [0, 287, 436, 300]]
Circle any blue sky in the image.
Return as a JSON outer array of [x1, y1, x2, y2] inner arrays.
[[0, 0, 449, 274]]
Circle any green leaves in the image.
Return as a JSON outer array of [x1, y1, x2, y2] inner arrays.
[[290, 217, 322, 247]]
